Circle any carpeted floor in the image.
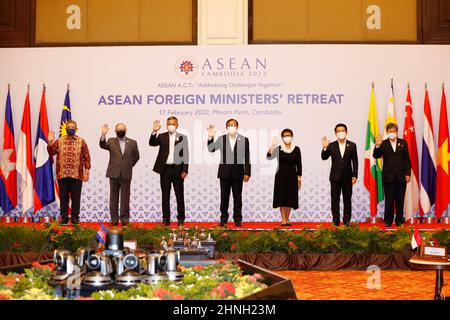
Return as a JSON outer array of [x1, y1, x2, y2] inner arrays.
[[276, 270, 450, 300]]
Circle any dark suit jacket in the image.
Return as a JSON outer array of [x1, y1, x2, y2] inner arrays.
[[321, 140, 358, 182], [149, 132, 189, 174], [373, 138, 411, 183], [99, 137, 140, 180], [207, 134, 251, 179]]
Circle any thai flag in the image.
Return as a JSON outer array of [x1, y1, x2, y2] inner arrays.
[[16, 88, 34, 214], [419, 88, 437, 216], [96, 224, 108, 245], [0, 86, 18, 213], [33, 86, 55, 212]]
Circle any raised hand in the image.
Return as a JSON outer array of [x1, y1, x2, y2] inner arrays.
[[101, 124, 109, 136], [152, 120, 161, 133], [48, 131, 55, 144], [321, 136, 330, 149], [207, 125, 216, 138], [376, 134, 383, 147], [271, 136, 280, 147]]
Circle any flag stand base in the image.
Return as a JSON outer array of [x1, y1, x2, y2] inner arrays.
[[21, 216, 31, 224], [426, 216, 437, 224]]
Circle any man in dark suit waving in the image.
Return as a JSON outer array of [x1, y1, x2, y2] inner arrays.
[[207, 119, 251, 227], [150, 116, 189, 226], [373, 122, 411, 227], [321, 123, 358, 226], [100, 123, 140, 226]]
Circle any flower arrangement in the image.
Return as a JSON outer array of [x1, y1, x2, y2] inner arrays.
[[0, 260, 266, 300], [92, 261, 267, 300]]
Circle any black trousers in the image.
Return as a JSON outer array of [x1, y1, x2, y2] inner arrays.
[[109, 177, 131, 223], [383, 181, 407, 224], [220, 177, 243, 223], [160, 165, 185, 222], [330, 180, 353, 225], [58, 178, 82, 223]]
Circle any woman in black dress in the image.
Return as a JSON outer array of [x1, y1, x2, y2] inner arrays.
[[267, 129, 302, 226]]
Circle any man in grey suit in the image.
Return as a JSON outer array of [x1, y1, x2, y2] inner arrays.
[[100, 123, 140, 226]]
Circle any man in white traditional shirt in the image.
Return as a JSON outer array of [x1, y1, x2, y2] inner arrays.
[[150, 117, 189, 226]]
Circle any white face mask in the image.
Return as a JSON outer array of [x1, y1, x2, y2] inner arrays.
[[167, 125, 177, 133], [282, 136, 293, 144], [227, 126, 237, 135], [388, 132, 397, 140], [336, 132, 347, 140]]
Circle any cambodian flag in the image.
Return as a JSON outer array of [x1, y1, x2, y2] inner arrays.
[[33, 86, 55, 212], [0, 86, 18, 213], [419, 88, 437, 216], [96, 224, 108, 245]]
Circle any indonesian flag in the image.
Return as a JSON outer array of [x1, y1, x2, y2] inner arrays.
[[403, 88, 420, 220], [411, 228, 423, 250], [383, 82, 397, 139], [436, 86, 450, 218], [364, 86, 384, 217], [419, 88, 437, 216], [16, 89, 34, 214]]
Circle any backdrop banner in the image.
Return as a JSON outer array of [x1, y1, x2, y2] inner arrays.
[[0, 45, 449, 222]]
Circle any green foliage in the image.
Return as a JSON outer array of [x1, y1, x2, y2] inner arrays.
[[0, 223, 449, 255]]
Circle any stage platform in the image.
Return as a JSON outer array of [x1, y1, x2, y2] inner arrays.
[[1, 221, 449, 231]]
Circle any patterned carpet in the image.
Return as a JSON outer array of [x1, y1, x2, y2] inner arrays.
[[276, 270, 450, 300]]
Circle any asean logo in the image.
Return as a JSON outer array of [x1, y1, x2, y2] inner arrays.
[[175, 56, 198, 79]]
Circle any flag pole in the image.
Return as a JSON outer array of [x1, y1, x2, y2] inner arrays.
[[67, 83, 70, 92], [425, 82, 427, 91], [390, 78, 393, 89]]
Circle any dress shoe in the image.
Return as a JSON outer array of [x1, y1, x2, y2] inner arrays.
[[395, 221, 403, 227], [121, 221, 130, 227], [235, 221, 242, 227], [385, 222, 393, 227], [163, 220, 171, 226], [218, 222, 228, 227], [177, 220, 184, 227]]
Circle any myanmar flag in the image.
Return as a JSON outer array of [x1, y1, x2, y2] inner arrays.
[[364, 86, 384, 217]]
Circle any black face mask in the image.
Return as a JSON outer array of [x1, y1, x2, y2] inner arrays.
[[116, 131, 126, 138]]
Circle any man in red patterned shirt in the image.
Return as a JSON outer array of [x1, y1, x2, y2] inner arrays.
[[48, 120, 91, 226]]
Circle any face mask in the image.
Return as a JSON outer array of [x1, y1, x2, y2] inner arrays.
[[282, 136, 293, 144], [167, 125, 177, 133], [116, 131, 126, 138], [227, 126, 237, 135], [336, 132, 347, 140], [66, 128, 76, 136], [388, 132, 397, 140]]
